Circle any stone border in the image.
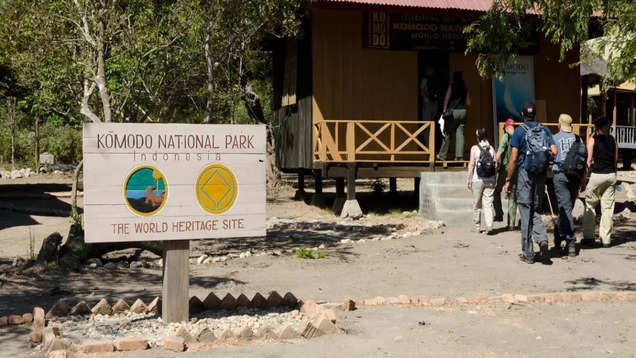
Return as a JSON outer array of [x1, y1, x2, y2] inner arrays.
[[346, 290, 636, 309], [0, 292, 341, 357]]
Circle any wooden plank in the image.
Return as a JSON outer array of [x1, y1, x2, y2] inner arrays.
[[162, 240, 189, 323], [346, 121, 355, 161]]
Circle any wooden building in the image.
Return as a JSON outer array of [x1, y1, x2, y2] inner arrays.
[[273, 0, 583, 216]]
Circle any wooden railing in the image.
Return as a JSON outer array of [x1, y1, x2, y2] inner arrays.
[[498, 122, 594, 141], [611, 125, 636, 149], [313, 120, 435, 163]]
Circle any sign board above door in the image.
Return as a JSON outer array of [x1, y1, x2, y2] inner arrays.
[[82, 123, 266, 243]]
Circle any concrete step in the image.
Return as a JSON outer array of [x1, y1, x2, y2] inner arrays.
[[420, 171, 469, 185], [436, 197, 473, 211], [432, 209, 474, 227], [433, 184, 473, 198]]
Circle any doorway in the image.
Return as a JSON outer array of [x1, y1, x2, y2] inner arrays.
[[418, 51, 449, 153]]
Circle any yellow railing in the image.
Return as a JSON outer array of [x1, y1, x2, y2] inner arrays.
[[313, 120, 435, 163], [498, 122, 594, 141]]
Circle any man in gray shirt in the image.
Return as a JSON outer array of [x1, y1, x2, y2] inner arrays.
[[552, 114, 584, 257]]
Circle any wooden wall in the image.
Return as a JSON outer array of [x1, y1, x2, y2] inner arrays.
[[312, 8, 418, 126]]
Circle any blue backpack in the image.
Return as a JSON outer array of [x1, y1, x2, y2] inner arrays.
[[521, 124, 551, 174]]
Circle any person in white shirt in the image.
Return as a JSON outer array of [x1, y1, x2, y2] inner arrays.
[[467, 128, 497, 234]]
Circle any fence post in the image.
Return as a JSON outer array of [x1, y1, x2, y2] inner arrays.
[[346, 122, 355, 161]]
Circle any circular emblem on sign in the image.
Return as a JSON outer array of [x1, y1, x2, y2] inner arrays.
[[123, 166, 168, 216], [195, 164, 238, 214]]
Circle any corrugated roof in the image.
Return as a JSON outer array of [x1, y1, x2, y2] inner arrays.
[[313, 0, 494, 11]]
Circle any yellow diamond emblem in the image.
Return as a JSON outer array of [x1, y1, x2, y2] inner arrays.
[[196, 164, 237, 214]]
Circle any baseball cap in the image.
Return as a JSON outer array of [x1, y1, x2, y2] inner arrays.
[[522, 102, 536, 118], [504, 118, 515, 127]]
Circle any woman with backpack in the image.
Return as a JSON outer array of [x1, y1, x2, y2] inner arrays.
[[581, 116, 619, 248], [438, 71, 471, 161], [467, 128, 496, 234]]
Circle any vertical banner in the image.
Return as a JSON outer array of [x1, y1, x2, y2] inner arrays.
[[492, 56, 535, 141]]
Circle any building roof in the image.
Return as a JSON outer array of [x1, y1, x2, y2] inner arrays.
[[312, 0, 494, 11]]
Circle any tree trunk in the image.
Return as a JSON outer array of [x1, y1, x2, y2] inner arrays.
[[71, 159, 83, 215], [34, 116, 40, 173], [95, 12, 112, 122], [8, 97, 16, 170], [204, 31, 215, 123], [242, 82, 282, 194]]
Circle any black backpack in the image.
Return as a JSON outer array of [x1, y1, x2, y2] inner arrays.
[[521, 124, 551, 174], [559, 135, 587, 177], [476, 145, 496, 177]]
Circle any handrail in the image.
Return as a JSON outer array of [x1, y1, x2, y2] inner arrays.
[[313, 119, 435, 163], [611, 125, 636, 149]]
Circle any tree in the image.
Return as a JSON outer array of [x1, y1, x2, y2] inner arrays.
[[465, 0, 636, 82]]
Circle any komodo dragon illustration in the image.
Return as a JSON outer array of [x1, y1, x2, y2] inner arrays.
[[145, 185, 164, 207]]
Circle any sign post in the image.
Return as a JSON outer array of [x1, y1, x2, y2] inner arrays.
[[82, 123, 266, 323]]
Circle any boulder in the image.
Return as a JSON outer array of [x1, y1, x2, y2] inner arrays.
[[130, 299, 147, 314], [37, 233, 63, 264], [203, 292, 221, 310], [70, 301, 91, 316], [112, 299, 130, 314], [91, 299, 112, 315], [189, 296, 204, 314], [46, 299, 70, 319]]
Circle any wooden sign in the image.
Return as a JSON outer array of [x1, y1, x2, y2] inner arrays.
[[83, 123, 266, 243]]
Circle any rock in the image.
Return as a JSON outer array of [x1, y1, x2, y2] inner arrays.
[[196, 255, 208, 265], [118, 261, 130, 268], [283, 292, 298, 307], [339, 239, 353, 244], [197, 327, 217, 342], [30, 330, 43, 343], [277, 325, 300, 340], [234, 326, 254, 341], [256, 325, 277, 340], [175, 326, 195, 343], [217, 327, 234, 340], [235, 293, 251, 308], [314, 316, 339, 335], [130, 298, 147, 314], [114, 338, 148, 351], [8, 315, 24, 325], [202, 257, 214, 265], [37, 232, 63, 264], [341, 199, 363, 219], [613, 208, 632, 223], [250, 292, 267, 308], [301, 322, 321, 339], [58, 255, 81, 271], [33, 307, 45, 330], [0, 316, 6, 327], [46, 299, 70, 319], [91, 299, 113, 315], [104, 262, 117, 270], [79, 341, 115, 354], [267, 291, 283, 307], [112, 298, 130, 314], [22, 312, 33, 323], [220, 293, 236, 310], [189, 296, 204, 314], [146, 297, 161, 314], [163, 336, 185, 352], [130, 261, 143, 269], [343, 298, 356, 311], [48, 350, 67, 358], [300, 300, 319, 317], [203, 292, 221, 310]]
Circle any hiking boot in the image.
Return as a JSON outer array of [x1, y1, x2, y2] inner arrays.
[[539, 241, 549, 256], [567, 242, 577, 257], [485, 226, 494, 235], [580, 238, 595, 246], [519, 254, 534, 264]]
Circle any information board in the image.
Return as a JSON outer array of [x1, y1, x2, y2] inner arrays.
[[83, 123, 266, 243]]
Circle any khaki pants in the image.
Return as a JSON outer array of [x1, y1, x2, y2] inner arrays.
[[583, 172, 617, 244], [472, 180, 495, 230]]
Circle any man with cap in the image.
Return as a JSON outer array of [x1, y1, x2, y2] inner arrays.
[[552, 114, 584, 257], [504, 102, 557, 264], [494, 118, 517, 229]]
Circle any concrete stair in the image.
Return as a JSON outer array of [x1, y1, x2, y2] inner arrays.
[[419, 171, 474, 227]]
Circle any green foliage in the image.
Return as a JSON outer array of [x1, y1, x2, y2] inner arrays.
[[466, 0, 636, 82], [296, 248, 325, 260], [40, 123, 82, 164]]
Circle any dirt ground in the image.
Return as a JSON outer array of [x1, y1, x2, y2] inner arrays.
[[0, 172, 635, 357]]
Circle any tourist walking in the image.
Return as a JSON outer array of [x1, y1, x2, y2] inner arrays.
[[467, 128, 496, 234], [553, 114, 587, 257], [494, 118, 518, 229], [581, 116, 618, 248], [438, 71, 470, 161], [504, 102, 557, 264]]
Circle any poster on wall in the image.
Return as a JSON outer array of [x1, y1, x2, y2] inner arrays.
[[492, 56, 535, 140]]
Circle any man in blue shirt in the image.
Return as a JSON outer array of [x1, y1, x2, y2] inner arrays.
[[552, 114, 583, 257], [503, 102, 557, 264]]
